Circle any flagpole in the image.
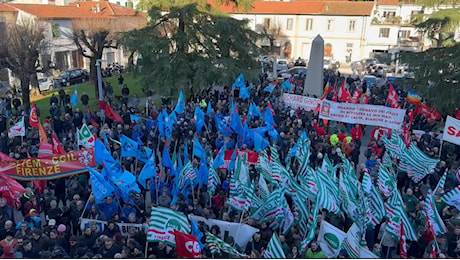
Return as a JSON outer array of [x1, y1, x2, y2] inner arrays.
[[438, 140, 443, 158], [79, 192, 93, 220], [144, 241, 149, 258], [156, 176, 159, 206], [233, 209, 246, 248]]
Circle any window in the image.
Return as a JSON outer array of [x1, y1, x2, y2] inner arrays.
[[129, 2, 133, 8], [348, 20, 356, 32], [124, 2, 128, 7], [51, 24, 61, 38], [305, 18, 313, 31], [379, 28, 390, 38], [383, 11, 396, 18], [399, 30, 410, 39], [286, 18, 293, 30], [264, 18, 271, 29], [116, 1, 120, 4], [326, 19, 334, 32]]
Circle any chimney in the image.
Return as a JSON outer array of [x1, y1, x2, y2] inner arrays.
[[96, 3, 101, 12]]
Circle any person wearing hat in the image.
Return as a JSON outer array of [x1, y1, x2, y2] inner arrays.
[[68, 235, 79, 258], [0, 230, 17, 258]]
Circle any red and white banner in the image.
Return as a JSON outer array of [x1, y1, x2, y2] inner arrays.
[[217, 150, 259, 170], [319, 100, 406, 130], [443, 116, 460, 146], [282, 94, 321, 111]]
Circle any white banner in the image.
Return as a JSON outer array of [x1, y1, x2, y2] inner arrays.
[[80, 218, 144, 237], [319, 100, 406, 130], [317, 221, 378, 259], [189, 215, 258, 249], [444, 116, 460, 146], [282, 94, 321, 111]]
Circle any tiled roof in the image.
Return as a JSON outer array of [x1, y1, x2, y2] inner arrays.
[[320, 1, 375, 16], [212, 0, 374, 16], [0, 3, 18, 12], [377, 0, 400, 5], [6, 1, 142, 19]]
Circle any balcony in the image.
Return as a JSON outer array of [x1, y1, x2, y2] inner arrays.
[[371, 16, 402, 25]]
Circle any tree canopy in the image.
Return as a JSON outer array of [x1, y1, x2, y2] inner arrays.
[[123, 3, 262, 96], [401, 44, 460, 114]]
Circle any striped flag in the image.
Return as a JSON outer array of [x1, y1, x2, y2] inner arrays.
[[369, 185, 386, 228], [263, 233, 286, 258], [341, 223, 361, 258], [251, 187, 284, 222], [207, 164, 220, 196], [206, 232, 247, 257], [434, 170, 447, 193], [147, 207, 190, 246], [441, 185, 460, 210], [178, 161, 196, 189], [362, 169, 372, 195], [281, 199, 295, 234], [424, 189, 448, 235], [385, 191, 418, 240], [300, 203, 319, 253], [258, 173, 270, 200], [377, 166, 397, 198]]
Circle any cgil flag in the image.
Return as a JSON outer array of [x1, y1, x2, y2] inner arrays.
[[147, 206, 191, 246], [174, 230, 201, 258], [29, 103, 39, 128], [8, 117, 25, 138]]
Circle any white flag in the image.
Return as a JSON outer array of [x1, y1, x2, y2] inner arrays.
[[443, 116, 460, 145], [8, 117, 25, 138]]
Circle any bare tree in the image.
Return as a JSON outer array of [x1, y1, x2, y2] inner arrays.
[[256, 19, 285, 55], [0, 17, 45, 112]]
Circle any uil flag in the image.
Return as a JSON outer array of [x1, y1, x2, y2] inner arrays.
[[8, 117, 25, 138], [400, 220, 407, 258], [174, 91, 186, 114], [174, 230, 201, 258], [29, 103, 38, 128], [70, 86, 78, 107]]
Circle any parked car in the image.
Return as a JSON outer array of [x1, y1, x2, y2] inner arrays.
[[276, 59, 289, 71], [36, 77, 54, 91], [278, 66, 308, 79], [55, 68, 89, 87]]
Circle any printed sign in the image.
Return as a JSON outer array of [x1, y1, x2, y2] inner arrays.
[[282, 94, 321, 111], [319, 100, 406, 130], [80, 218, 143, 237], [444, 116, 460, 146], [2, 149, 95, 180]]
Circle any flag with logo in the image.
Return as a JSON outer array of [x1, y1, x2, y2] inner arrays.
[[88, 167, 114, 203], [206, 232, 247, 257], [387, 84, 400, 108], [77, 124, 95, 148], [441, 185, 460, 210], [340, 223, 361, 259], [51, 133, 65, 154], [138, 150, 157, 189], [424, 189, 448, 235], [174, 230, 201, 258], [400, 220, 407, 258], [70, 85, 78, 106], [147, 206, 191, 246], [29, 103, 39, 128], [263, 233, 285, 258], [120, 135, 139, 158], [8, 117, 25, 138], [174, 91, 186, 114]]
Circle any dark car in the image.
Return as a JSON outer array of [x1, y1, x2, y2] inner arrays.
[[55, 68, 89, 87], [278, 66, 308, 79]]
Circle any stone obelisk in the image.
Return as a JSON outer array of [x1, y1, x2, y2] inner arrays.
[[303, 34, 324, 97]]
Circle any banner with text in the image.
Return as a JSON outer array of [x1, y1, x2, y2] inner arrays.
[[217, 150, 259, 170], [80, 218, 143, 237], [444, 116, 460, 146], [2, 149, 96, 180], [282, 94, 321, 111], [319, 100, 406, 130]]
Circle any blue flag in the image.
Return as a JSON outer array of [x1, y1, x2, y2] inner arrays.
[[230, 112, 243, 136], [198, 160, 209, 187], [264, 84, 276, 94], [282, 78, 291, 91], [132, 125, 144, 141], [264, 107, 276, 127], [193, 136, 206, 160], [228, 149, 237, 172], [138, 150, 156, 189], [95, 139, 116, 166], [239, 84, 250, 100], [70, 86, 78, 107], [206, 102, 212, 117], [158, 110, 173, 139], [190, 217, 205, 249], [88, 167, 114, 204], [232, 73, 245, 89], [174, 91, 186, 114], [120, 135, 139, 158], [214, 116, 233, 137], [194, 106, 205, 134], [169, 111, 178, 124], [162, 144, 174, 169], [254, 132, 269, 152], [289, 144, 298, 158], [136, 138, 153, 164], [130, 115, 141, 123], [213, 146, 225, 169], [102, 131, 110, 151], [110, 170, 141, 203]]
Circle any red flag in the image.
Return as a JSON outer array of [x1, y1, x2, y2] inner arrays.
[[0, 174, 25, 209], [430, 243, 437, 258], [407, 110, 414, 125], [37, 143, 53, 159], [387, 84, 400, 108], [29, 103, 39, 128], [37, 121, 48, 143], [174, 230, 201, 258], [427, 109, 442, 122], [350, 87, 360, 103], [403, 125, 411, 148], [338, 81, 351, 102], [455, 108, 460, 120], [88, 108, 100, 128], [102, 101, 123, 123], [424, 210, 435, 243], [0, 152, 14, 162], [400, 220, 407, 258], [332, 90, 338, 102], [267, 102, 275, 116], [51, 133, 66, 155], [415, 102, 430, 116], [320, 82, 332, 100], [32, 180, 46, 194]]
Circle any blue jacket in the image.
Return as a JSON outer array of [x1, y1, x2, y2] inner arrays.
[[99, 200, 119, 220]]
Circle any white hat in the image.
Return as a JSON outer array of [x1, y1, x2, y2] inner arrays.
[[48, 219, 56, 226]]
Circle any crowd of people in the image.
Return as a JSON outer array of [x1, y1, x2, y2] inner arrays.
[[0, 69, 458, 259]]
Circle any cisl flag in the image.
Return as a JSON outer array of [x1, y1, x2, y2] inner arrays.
[[174, 230, 201, 258], [443, 116, 460, 146], [8, 117, 25, 138]]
